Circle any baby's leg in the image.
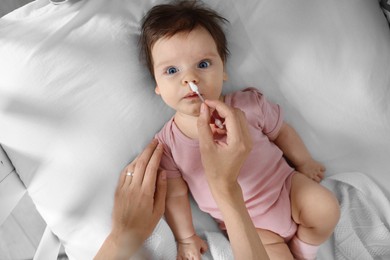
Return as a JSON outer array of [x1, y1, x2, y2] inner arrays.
[[256, 229, 293, 260], [290, 172, 340, 258]]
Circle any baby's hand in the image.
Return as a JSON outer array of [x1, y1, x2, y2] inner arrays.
[[177, 234, 208, 260], [296, 158, 326, 182]]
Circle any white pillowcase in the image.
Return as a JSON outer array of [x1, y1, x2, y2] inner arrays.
[[1, 0, 389, 259]]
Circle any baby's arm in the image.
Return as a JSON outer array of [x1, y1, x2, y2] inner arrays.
[[273, 122, 325, 182], [165, 177, 208, 259]]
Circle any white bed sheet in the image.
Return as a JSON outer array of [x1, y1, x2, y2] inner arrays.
[[188, 172, 390, 260], [319, 172, 390, 259], [1, 0, 390, 259]]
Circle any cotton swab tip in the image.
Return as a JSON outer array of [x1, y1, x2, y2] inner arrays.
[[214, 118, 224, 129], [188, 82, 198, 92], [188, 82, 205, 102]]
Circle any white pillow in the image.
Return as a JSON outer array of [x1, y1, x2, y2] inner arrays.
[[225, 0, 390, 194], [1, 0, 389, 259]]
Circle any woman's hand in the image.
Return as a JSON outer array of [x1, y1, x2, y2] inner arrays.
[[112, 139, 166, 242], [95, 139, 167, 260], [197, 100, 269, 260], [197, 100, 253, 188]]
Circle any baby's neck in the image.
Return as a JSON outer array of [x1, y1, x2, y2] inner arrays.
[[173, 114, 199, 140]]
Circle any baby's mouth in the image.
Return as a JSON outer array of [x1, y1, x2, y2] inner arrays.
[[185, 92, 201, 99]]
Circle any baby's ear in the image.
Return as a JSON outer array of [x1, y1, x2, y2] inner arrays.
[[223, 71, 229, 81], [155, 85, 161, 95]]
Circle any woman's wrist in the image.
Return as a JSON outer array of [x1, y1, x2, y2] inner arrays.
[[104, 229, 143, 259]]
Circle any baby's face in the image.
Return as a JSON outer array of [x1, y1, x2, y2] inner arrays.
[[152, 26, 227, 117]]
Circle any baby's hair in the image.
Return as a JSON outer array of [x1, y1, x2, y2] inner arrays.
[[139, 0, 229, 77]]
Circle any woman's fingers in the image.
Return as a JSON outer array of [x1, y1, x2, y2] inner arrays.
[[131, 139, 159, 185], [197, 103, 215, 150], [117, 167, 128, 190], [142, 142, 164, 196], [204, 100, 242, 145], [120, 139, 165, 197], [119, 139, 162, 191], [122, 156, 138, 188]]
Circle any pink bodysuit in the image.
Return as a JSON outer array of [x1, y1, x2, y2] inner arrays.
[[155, 88, 297, 239]]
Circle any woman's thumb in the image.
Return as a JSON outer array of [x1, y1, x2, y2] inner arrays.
[[197, 103, 213, 145]]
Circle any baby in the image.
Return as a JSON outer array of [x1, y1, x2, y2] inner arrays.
[[139, 1, 340, 259]]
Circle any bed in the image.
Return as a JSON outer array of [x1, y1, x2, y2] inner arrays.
[[1, 0, 390, 259]]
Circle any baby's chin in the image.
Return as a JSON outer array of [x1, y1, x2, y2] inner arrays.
[[187, 106, 202, 117]]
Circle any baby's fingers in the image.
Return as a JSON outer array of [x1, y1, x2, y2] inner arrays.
[[313, 173, 322, 183], [200, 240, 208, 254]]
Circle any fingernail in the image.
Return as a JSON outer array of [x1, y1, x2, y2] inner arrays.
[[160, 171, 166, 180]]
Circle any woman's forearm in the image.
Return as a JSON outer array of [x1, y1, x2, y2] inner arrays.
[[209, 182, 270, 260], [95, 230, 141, 260]]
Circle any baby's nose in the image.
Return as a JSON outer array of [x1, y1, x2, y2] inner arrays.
[[182, 71, 199, 86]]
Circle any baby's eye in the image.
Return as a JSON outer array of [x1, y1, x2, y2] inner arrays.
[[198, 60, 210, 69], [166, 66, 178, 75]]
